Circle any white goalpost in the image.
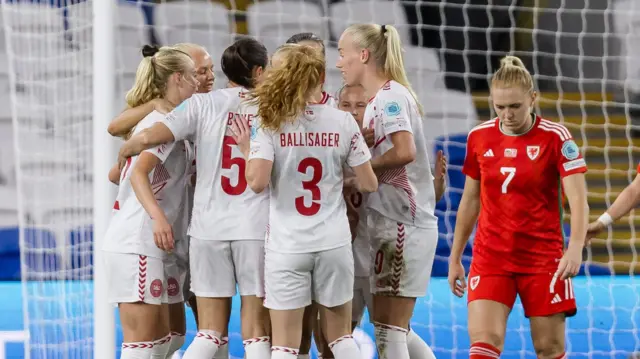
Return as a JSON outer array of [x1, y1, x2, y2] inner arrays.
[[0, 0, 638, 358]]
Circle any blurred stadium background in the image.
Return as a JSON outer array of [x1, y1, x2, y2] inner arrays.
[[0, 0, 639, 358]]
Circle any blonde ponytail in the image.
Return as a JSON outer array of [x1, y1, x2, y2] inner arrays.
[[491, 55, 534, 92], [125, 45, 194, 108]]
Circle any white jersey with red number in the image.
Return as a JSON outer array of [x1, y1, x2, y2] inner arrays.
[[103, 111, 189, 259], [364, 80, 437, 229], [249, 104, 371, 253], [347, 190, 370, 277], [161, 87, 269, 241]]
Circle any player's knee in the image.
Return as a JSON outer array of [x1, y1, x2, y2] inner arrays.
[[468, 331, 504, 350], [532, 334, 564, 359]]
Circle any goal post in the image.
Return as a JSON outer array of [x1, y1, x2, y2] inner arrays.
[[92, 0, 117, 358]]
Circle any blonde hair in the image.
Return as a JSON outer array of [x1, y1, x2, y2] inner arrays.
[[491, 55, 534, 92], [125, 45, 193, 108], [173, 43, 207, 57], [344, 23, 423, 115], [249, 44, 324, 132]]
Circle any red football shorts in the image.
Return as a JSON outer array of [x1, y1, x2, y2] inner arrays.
[[467, 263, 577, 318]]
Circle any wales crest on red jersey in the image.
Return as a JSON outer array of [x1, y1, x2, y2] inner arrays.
[[527, 146, 540, 160]]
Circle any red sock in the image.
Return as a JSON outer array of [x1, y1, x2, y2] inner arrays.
[[554, 353, 566, 359], [469, 342, 501, 359]]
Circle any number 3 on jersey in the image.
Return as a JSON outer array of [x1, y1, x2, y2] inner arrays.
[[296, 157, 323, 216], [500, 166, 516, 194], [221, 136, 248, 195]]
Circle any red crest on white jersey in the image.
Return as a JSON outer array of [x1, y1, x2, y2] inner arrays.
[[527, 146, 540, 160]]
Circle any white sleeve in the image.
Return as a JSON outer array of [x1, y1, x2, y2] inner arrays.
[[248, 123, 275, 162], [143, 141, 177, 163], [378, 92, 413, 136], [161, 95, 203, 141], [345, 114, 371, 167]]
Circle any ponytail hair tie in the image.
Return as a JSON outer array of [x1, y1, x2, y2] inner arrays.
[[381, 24, 387, 34]]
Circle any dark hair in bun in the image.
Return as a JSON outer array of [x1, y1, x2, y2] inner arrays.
[[221, 37, 268, 89], [141, 44, 160, 58]]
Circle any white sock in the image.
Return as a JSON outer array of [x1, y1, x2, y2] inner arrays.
[[120, 341, 154, 359], [297, 355, 310, 359], [374, 323, 410, 359], [151, 334, 172, 359], [243, 336, 271, 358], [212, 337, 229, 359], [329, 334, 361, 359], [181, 330, 221, 359], [165, 332, 185, 359], [407, 328, 436, 359], [271, 346, 299, 359]]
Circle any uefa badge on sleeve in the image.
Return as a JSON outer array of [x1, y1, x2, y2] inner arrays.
[[250, 124, 258, 140], [384, 101, 401, 117], [561, 140, 580, 160]]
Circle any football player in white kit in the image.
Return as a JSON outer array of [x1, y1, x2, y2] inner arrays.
[[337, 24, 439, 359], [230, 44, 378, 359], [106, 42, 223, 358], [102, 45, 199, 359], [117, 37, 272, 359]]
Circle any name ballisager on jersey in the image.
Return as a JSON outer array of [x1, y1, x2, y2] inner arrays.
[[280, 132, 340, 147]]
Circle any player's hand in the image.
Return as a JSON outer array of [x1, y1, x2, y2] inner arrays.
[[152, 98, 174, 115], [585, 220, 606, 246], [434, 150, 447, 180], [362, 127, 375, 148], [152, 215, 174, 252], [447, 260, 467, 297], [117, 152, 128, 171], [555, 245, 582, 280], [230, 116, 251, 158]]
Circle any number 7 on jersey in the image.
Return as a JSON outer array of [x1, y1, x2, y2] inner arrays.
[[500, 167, 516, 194]]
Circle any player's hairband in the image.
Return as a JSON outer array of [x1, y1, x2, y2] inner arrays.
[[381, 25, 387, 34]]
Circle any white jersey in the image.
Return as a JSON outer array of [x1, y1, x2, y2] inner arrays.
[[364, 80, 437, 229], [162, 87, 269, 241], [103, 111, 189, 258], [249, 104, 371, 253], [173, 142, 196, 241]]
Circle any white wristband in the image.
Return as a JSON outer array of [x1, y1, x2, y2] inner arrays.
[[597, 212, 613, 226]]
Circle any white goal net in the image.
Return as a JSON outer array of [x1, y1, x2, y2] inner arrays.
[[0, 0, 637, 358]]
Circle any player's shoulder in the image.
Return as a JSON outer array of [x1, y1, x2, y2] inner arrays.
[[536, 116, 573, 142], [467, 118, 498, 139], [319, 91, 337, 108], [133, 110, 165, 134], [375, 80, 412, 103], [317, 105, 352, 126]]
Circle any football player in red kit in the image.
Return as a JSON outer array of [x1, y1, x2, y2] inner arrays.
[[448, 55, 589, 359]]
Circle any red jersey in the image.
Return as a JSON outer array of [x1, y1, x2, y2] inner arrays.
[[462, 115, 587, 273]]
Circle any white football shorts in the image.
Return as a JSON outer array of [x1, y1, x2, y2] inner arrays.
[[104, 252, 169, 305], [173, 237, 193, 302], [164, 251, 187, 304], [264, 244, 354, 311], [352, 276, 373, 324], [368, 210, 438, 297], [189, 238, 265, 298]]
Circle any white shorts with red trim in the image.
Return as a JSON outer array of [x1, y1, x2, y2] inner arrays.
[[104, 252, 170, 305], [367, 210, 438, 298]]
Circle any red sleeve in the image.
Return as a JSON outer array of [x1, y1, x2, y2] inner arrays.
[[556, 135, 587, 177], [462, 131, 480, 180]]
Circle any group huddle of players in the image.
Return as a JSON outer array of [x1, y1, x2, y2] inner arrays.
[[100, 20, 640, 359]]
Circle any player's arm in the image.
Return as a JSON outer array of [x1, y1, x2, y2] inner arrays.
[[118, 97, 201, 164], [242, 119, 274, 194], [108, 163, 121, 185], [345, 116, 378, 192], [590, 173, 640, 233], [433, 150, 447, 202], [370, 98, 416, 174], [108, 99, 174, 137], [108, 102, 155, 137], [563, 173, 589, 250], [129, 148, 175, 252], [450, 176, 480, 261]]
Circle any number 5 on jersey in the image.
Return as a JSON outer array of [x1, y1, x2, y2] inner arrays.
[[500, 167, 516, 194], [221, 136, 248, 195]]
